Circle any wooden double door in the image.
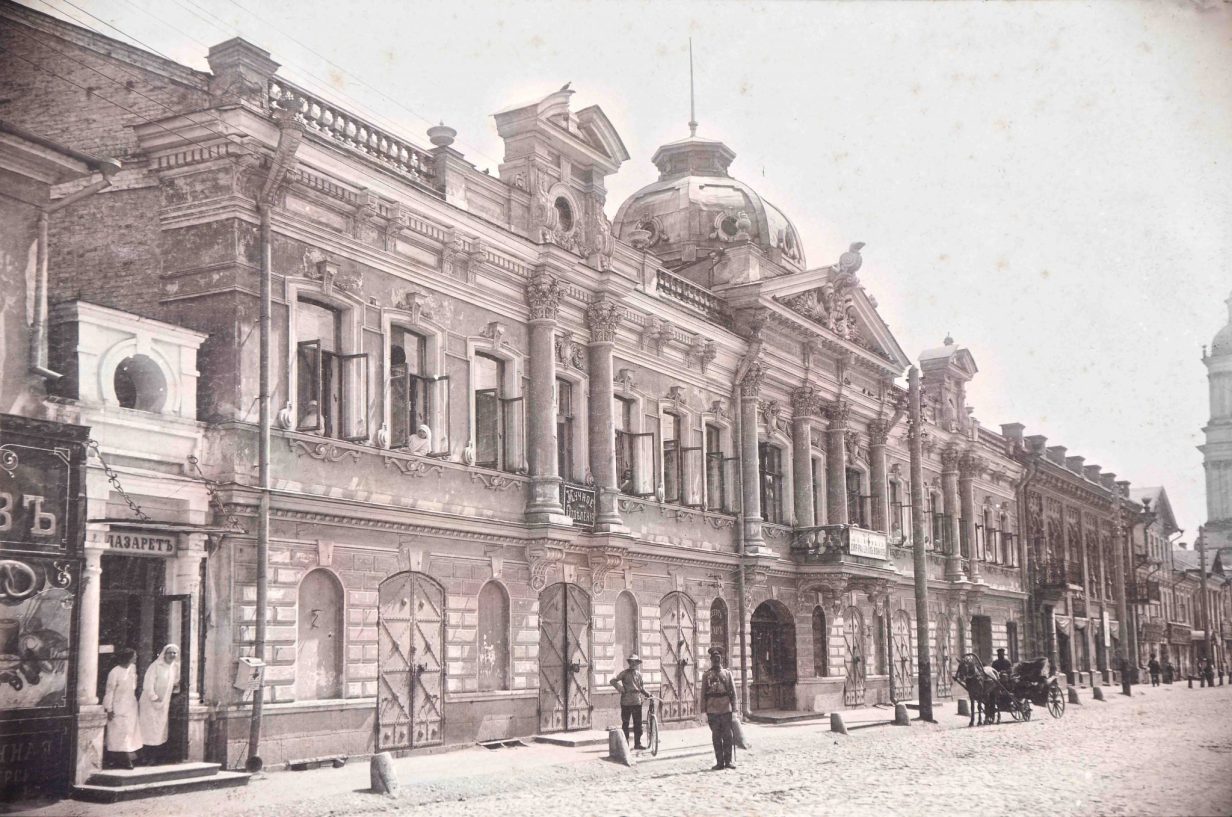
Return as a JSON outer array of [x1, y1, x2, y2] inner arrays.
[[376, 572, 445, 751], [538, 582, 593, 733]]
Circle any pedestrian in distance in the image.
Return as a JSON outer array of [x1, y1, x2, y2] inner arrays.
[[702, 646, 738, 770], [1220, 663, 1227, 686], [1163, 660, 1175, 685], [102, 647, 141, 769], [1148, 654, 1161, 687], [1204, 659, 1215, 688], [138, 644, 180, 765], [610, 654, 649, 750]]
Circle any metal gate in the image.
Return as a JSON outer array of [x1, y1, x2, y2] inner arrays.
[[377, 571, 445, 751], [659, 592, 697, 721], [935, 615, 953, 698], [843, 606, 866, 707], [538, 582, 593, 732], [891, 609, 913, 702]]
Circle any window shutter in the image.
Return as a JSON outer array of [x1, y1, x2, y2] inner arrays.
[[340, 352, 370, 441], [632, 432, 656, 497], [296, 340, 324, 432], [682, 446, 704, 507], [390, 362, 410, 448], [501, 395, 525, 473]]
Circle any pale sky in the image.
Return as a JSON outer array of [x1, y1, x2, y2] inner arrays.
[[27, 0, 1232, 535]]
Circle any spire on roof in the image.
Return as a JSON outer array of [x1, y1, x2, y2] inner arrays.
[[688, 37, 698, 138]]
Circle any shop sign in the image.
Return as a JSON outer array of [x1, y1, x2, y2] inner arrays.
[[1169, 624, 1192, 644], [848, 528, 889, 561], [104, 531, 176, 556], [1142, 622, 1166, 642], [0, 444, 72, 553]]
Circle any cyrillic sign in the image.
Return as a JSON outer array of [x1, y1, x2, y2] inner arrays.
[[104, 531, 176, 556]]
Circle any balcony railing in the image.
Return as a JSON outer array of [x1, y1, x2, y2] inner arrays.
[[268, 79, 437, 188], [655, 269, 734, 328], [791, 524, 890, 562], [560, 482, 596, 528], [1036, 559, 1083, 589]]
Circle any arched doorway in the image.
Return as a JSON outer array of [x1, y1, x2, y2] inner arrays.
[[377, 571, 445, 750], [296, 569, 344, 701], [538, 582, 592, 732], [660, 592, 697, 721], [843, 606, 866, 707], [891, 609, 913, 702], [935, 614, 953, 698], [750, 600, 797, 711]]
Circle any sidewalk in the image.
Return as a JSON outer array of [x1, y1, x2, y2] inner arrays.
[[9, 683, 1193, 817]]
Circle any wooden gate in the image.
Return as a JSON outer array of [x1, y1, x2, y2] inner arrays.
[[538, 582, 593, 732], [843, 606, 866, 707], [659, 592, 697, 721], [377, 571, 445, 751], [891, 609, 913, 702], [935, 614, 953, 698]]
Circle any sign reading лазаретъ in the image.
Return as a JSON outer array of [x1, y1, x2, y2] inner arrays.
[[104, 531, 176, 556]]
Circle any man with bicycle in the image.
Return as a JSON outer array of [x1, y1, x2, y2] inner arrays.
[[611, 654, 649, 750], [703, 646, 739, 770]]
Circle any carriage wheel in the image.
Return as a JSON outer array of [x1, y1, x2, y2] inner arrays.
[[1008, 698, 1023, 721], [1047, 683, 1066, 718], [1020, 699, 1032, 721]]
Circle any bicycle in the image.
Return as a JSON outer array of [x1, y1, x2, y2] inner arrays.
[[643, 695, 660, 756]]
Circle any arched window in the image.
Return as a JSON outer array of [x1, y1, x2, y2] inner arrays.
[[710, 598, 729, 662], [296, 569, 344, 701], [114, 354, 167, 413], [812, 606, 828, 677], [477, 581, 510, 691], [614, 591, 639, 670]]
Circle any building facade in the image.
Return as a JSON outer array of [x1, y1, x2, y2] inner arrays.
[[0, 0, 1052, 784]]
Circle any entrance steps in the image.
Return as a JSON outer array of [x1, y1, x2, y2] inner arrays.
[[72, 762, 250, 803], [745, 709, 828, 725], [532, 730, 610, 748]]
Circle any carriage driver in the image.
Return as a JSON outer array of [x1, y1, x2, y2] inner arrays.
[[992, 648, 1012, 680]]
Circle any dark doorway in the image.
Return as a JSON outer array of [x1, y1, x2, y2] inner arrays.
[[971, 615, 993, 664], [750, 601, 797, 711], [153, 595, 191, 763], [1057, 629, 1073, 682]]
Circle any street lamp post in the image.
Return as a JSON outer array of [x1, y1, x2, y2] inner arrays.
[[1198, 526, 1214, 672], [908, 367, 934, 722], [1113, 495, 1154, 696]]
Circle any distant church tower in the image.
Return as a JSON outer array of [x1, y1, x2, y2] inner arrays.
[[1201, 291, 1232, 556]]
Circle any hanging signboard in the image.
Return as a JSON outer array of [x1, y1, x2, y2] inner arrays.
[[104, 530, 177, 557], [848, 528, 889, 561]]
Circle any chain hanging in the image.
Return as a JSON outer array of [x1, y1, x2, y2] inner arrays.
[[187, 455, 246, 533], [86, 438, 151, 522]]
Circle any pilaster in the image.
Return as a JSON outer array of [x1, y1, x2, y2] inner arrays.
[[587, 297, 627, 533], [524, 270, 570, 524], [740, 359, 769, 554], [790, 386, 823, 528], [825, 400, 850, 525], [941, 445, 964, 581]]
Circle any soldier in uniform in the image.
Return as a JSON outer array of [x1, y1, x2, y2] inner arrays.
[[702, 646, 738, 770], [610, 654, 649, 749]]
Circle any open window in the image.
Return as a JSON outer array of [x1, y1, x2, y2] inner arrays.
[[846, 468, 867, 529], [390, 327, 448, 454], [556, 379, 575, 481], [472, 352, 522, 472], [663, 411, 701, 506], [703, 424, 732, 513], [296, 299, 367, 440], [615, 397, 654, 497], [759, 442, 784, 524]]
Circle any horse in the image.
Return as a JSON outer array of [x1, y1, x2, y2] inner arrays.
[[954, 653, 1000, 727]]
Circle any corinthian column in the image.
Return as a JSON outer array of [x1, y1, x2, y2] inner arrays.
[[825, 400, 850, 525], [740, 358, 770, 554], [524, 270, 569, 524], [868, 418, 891, 533], [791, 386, 821, 528], [941, 445, 965, 580], [959, 452, 984, 583], [587, 298, 626, 532]]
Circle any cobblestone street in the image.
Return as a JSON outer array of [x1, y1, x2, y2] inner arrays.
[[21, 683, 1231, 817]]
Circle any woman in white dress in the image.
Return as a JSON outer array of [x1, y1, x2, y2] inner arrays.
[[138, 644, 180, 764], [102, 647, 141, 769]]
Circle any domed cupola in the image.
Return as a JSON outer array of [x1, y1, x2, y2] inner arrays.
[[612, 132, 805, 275], [1211, 291, 1232, 358]]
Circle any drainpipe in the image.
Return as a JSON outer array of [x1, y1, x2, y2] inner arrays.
[[248, 105, 302, 768], [731, 338, 763, 718], [28, 158, 121, 380], [1014, 455, 1040, 657]]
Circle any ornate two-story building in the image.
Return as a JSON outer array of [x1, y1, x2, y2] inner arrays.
[[1, 1, 1033, 784]]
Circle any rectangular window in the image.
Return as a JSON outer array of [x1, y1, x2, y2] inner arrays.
[[615, 398, 654, 497], [759, 442, 783, 524], [295, 299, 365, 440], [928, 493, 941, 552], [812, 458, 824, 526], [704, 424, 726, 512], [846, 468, 866, 529], [663, 412, 682, 504], [557, 379, 574, 481], [390, 327, 436, 451], [888, 480, 903, 543], [474, 353, 503, 469], [1006, 621, 1020, 663]]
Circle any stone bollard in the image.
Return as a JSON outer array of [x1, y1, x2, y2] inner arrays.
[[369, 752, 399, 796], [1188, 675, 1194, 689], [1067, 687, 1081, 705], [607, 728, 635, 767], [732, 717, 751, 750], [830, 712, 848, 736], [1092, 686, 1105, 701], [894, 703, 911, 726], [957, 699, 970, 717]]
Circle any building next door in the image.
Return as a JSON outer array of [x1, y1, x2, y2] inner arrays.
[[376, 572, 445, 751], [750, 601, 797, 711], [538, 582, 592, 732], [659, 592, 697, 722]]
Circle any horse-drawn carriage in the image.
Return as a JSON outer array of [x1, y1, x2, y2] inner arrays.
[[953, 654, 1066, 726]]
